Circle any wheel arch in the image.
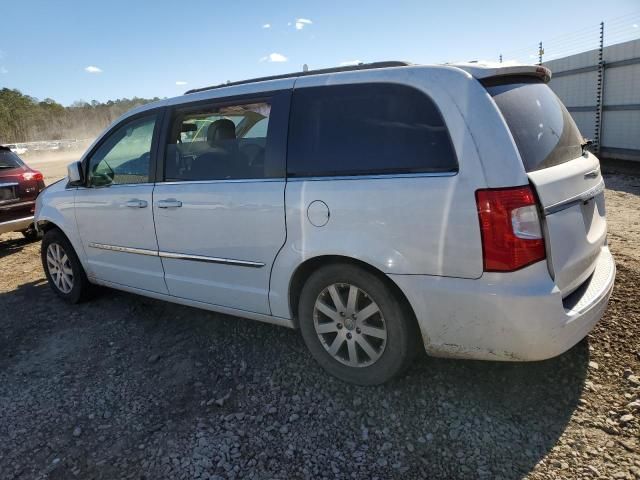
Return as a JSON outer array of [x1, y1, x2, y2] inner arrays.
[[288, 255, 420, 334], [36, 217, 89, 273], [36, 219, 61, 233]]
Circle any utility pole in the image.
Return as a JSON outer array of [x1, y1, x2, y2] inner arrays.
[[595, 21, 605, 154], [538, 42, 544, 65]]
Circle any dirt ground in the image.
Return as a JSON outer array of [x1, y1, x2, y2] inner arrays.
[[0, 172, 639, 480]]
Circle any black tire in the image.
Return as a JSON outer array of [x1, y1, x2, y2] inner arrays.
[[41, 228, 90, 304], [298, 264, 418, 385], [21, 227, 42, 242]]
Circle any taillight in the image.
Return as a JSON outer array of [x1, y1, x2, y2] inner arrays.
[[22, 170, 44, 182], [476, 185, 545, 272]]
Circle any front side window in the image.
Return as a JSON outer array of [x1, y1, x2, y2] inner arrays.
[[87, 114, 157, 186], [165, 102, 272, 181], [287, 83, 458, 177]]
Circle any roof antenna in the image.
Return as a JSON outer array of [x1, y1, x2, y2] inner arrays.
[[302, 64, 309, 72]]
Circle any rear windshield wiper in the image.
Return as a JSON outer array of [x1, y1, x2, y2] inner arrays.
[[581, 139, 594, 155]]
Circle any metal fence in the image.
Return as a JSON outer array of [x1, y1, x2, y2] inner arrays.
[[498, 12, 640, 162]]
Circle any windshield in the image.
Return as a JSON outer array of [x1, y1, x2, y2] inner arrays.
[[0, 149, 23, 169], [486, 78, 584, 172]]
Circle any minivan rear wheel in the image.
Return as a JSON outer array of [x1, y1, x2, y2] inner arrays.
[[41, 229, 90, 303], [298, 264, 417, 385]]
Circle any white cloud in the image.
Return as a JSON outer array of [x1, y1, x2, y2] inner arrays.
[[85, 65, 102, 73], [262, 23, 271, 29], [633, 24, 639, 28], [295, 18, 312, 30], [260, 53, 288, 63], [175, 80, 187, 85], [339, 60, 362, 66]]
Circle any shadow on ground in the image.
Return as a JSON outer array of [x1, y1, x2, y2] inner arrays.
[[0, 279, 588, 479], [0, 235, 39, 259]]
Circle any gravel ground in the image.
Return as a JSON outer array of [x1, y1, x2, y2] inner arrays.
[[0, 173, 639, 480]]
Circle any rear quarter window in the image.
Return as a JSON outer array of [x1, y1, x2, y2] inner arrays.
[[485, 78, 583, 172], [287, 83, 458, 177]]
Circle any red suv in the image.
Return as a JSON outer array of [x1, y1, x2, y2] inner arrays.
[[0, 145, 45, 240]]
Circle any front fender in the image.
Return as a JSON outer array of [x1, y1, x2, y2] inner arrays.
[[35, 184, 88, 271]]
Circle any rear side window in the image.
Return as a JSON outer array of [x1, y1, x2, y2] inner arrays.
[[0, 149, 23, 169], [163, 96, 289, 181], [486, 79, 583, 172], [287, 83, 457, 177]]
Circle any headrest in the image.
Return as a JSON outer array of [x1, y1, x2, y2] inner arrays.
[[207, 119, 236, 146]]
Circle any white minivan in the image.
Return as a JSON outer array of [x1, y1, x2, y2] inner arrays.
[[35, 61, 615, 384]]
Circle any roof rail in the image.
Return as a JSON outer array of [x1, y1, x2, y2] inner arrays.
[[184, 61, 411, 95]]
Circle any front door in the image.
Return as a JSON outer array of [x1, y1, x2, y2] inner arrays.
[[153, 91, 291, 314], [75, 111, 168, 294]]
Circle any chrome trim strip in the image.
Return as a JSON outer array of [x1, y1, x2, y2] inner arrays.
[[88, 243, 158, 256], [156, 172, 457, 186], [158, 178, 283, 186], [544, 179, 605, 216], [87, 242, 264, 268], [0, 182, 19, 188], [76, 183, 154, 191], [159, 251, 265, 268], [287, 171, 458, 182]]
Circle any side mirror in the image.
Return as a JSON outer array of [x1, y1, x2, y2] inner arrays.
[[67, 161, 84, 186]]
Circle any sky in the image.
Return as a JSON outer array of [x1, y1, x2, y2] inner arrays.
[[0, 0, 638, 105]]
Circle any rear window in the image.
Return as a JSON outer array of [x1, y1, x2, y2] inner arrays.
[[486, 78, 583, 172], [0, 149, 23, 169], [287, 83, 458, 177]]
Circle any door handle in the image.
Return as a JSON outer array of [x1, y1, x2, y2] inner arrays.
[[125, 199, 148, 208], [157, 199, 182, 209]]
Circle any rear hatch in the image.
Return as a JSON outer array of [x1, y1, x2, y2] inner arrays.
[[484, 76, 607, 296]]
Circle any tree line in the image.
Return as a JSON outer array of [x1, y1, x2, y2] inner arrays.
[[0, 88, 160, 144]]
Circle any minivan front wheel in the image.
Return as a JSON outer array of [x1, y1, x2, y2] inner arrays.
[[299, 264, 417, 385], [41, 229, 90, 303]]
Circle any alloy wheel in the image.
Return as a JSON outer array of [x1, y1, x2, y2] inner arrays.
[[46, 243, 74, 294], [313, 283, 387, 367]]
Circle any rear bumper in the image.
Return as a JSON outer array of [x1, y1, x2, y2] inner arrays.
[[0, 216, 34, 235], [389, 246, 615, 361]]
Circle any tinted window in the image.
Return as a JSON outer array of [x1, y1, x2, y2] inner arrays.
[[486, 79, 583, 172], [87, 114, 157, 186], [165, 102, 272, 181], [287, 83, 457, 177], [0, 149, 23, 169]]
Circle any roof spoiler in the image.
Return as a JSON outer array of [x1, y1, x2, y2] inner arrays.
[[451, 63, 552, 83]]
